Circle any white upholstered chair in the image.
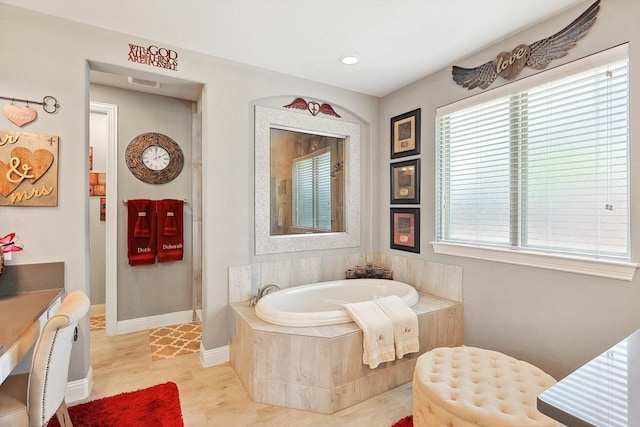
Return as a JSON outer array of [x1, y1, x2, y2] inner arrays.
[[0, 290, 90, 427]]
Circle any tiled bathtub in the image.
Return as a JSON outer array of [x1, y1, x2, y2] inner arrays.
[[229, 293, 463, 414]]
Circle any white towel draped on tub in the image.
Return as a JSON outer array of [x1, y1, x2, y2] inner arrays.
[[343, 300, 396, 369], [375, 295, 420, 359]]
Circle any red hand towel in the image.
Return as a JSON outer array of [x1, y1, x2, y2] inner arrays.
[[157, 199, 184, 263], [127, 199, 157, 266]]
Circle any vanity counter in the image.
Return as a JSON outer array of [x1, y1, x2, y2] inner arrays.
[[537, 328, 640, 427], [0, 288, 64, 356], [0, 262, 65, 383]]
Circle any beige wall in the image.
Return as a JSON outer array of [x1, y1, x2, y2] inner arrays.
[[0, 4, 377, 382], [379, 0, 640, 379]]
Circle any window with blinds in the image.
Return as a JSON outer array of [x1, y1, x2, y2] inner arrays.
[[436, 45, 629, 262], [292, 148, 331, 230]]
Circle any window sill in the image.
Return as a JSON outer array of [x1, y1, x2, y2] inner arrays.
[[431, 242, 638, 281]]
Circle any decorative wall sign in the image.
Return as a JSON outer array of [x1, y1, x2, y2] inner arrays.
[[452, 0, 600, 90], [128, 43, 178, 71], [3, 104, 37, 127], [391, 108, 420, 159], [390, 208, 420, 253], [0, 129, 58, 206], [126, 132, 184, 184], [390, 159, 420, 204], [283, 98, 341, 118]]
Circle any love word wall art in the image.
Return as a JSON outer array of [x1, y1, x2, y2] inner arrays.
[[452, 0, 600, 90], [0, 130, 59, 206]]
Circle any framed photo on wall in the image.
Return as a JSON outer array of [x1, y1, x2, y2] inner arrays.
[[390, 208, 420, 253], [89, 172, 106, 196], [390, 108, 420, 159], [390, 159, 420, 204]]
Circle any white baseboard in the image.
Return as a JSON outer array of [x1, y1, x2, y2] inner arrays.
[[66, 366, 93, 403], [199, 343, 229, 367], [116, 310, 194, 335]]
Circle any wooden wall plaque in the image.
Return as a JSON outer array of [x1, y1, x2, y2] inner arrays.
[[0, 129, 59, 206]]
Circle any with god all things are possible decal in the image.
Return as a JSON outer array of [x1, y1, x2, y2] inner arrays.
[[128, 43, 179, 71]]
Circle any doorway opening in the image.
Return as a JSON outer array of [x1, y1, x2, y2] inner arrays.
[[88, 62, 203, 336]]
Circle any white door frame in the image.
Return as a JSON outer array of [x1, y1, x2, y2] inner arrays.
[[90, 101, 118, 335]]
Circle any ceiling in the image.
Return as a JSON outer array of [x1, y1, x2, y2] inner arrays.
[[2, 0, 586, 98]]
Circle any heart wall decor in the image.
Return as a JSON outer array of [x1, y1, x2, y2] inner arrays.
[[11, 147, 54, 183], [3, 104, 37, 127], [0, 129, 59, 206], [283, 98, 341, 117]]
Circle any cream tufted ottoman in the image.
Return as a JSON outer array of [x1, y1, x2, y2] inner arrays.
[[413, 347, 559, 427]]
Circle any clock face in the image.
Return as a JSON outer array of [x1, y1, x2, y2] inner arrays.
[[125, 133, 184, 184], [142, 145, 170, 171]]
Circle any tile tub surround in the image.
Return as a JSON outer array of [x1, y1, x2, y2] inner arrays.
[[229, 293, 463, 414], [228, 254, 463, 304]]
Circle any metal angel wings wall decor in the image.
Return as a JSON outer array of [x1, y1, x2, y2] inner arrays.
[[283, 98, 341, 118], [452, 0, 600, 90]]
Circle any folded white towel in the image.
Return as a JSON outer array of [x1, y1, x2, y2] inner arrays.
[[375, 295, 419, 359], [343, 300, 396, 369]]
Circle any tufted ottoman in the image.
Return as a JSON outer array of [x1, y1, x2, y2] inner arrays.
[[413, 347, 559, 427]]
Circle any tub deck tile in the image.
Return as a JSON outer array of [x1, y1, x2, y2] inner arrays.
[[230, 293, 463, 414], [230, 293, 458, 338]]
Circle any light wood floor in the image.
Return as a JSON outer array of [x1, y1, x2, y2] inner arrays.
[[85, 325, 413, 426]]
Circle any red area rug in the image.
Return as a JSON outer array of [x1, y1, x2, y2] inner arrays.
[[48, 382, 183, 427], [392, 415, 413, 427]]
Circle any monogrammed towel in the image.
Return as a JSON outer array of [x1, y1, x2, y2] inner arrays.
[[375, 295, 419, 359], [127, 199, 157, 266], [343, 300, 396, 369], [157, 199, 184, 263]]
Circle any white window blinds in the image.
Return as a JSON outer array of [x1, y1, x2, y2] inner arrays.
[[436, 46, 629, 261], [292, 148, 332, 230]]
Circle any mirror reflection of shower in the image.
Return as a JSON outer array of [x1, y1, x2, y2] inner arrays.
[[269, 128, 344, 236]]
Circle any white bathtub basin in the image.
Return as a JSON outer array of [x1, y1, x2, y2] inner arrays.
[[254, 278, 419, 327]]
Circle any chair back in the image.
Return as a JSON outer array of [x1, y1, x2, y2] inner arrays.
[[27, 290, 89, 426]]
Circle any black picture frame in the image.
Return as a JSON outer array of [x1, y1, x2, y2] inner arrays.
[[390, 159, 420, 204], [390, 108, 421, 159], [390, 208, 420, 253]]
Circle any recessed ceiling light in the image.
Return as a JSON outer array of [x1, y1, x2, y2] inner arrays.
[[340, 54, 360, 65]]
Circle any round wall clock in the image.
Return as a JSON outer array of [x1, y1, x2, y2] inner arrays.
[[125, 132, 184, 184]]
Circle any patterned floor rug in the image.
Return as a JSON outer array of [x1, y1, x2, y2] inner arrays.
[[149, 322, 201, 361], [90, 315, 201, 361]]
